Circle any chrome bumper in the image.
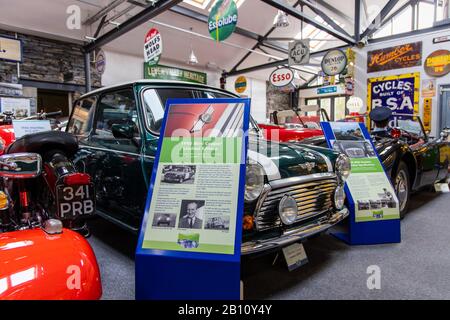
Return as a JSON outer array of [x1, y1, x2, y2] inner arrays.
[[241, 207, 348, 255]]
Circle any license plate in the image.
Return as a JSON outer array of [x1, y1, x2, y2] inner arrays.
[[282, 243, 308, 271], [56, 184, 95, 219]]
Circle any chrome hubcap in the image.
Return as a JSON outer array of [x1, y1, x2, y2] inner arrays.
[[395, 170, 408, 211]]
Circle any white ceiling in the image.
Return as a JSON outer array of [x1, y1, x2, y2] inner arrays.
[[0, 0, 399, 82]]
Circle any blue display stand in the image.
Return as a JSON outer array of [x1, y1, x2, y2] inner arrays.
[[136, 98, 250, 300], [321, 121, 401, 245]]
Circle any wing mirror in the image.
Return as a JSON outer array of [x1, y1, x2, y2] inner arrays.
[[0, 153, 42, 178], [111, 123, 135, 139]]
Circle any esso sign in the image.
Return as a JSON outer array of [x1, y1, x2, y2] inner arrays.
[[270, 67, 294, 87]]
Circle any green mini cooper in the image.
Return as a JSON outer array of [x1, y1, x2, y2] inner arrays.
[[67, 80, 350, 255]]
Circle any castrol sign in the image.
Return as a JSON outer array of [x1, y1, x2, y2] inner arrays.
[[269, 67, 294, 87]]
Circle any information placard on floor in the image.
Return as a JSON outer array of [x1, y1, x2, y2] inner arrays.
[[321, 121, 401, 245], [136, 98, 250, 300]]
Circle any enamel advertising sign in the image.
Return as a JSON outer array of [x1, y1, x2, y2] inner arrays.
[[144, 28, 162, 65], [270, 67, 294, 87], [367, 42, 422, 73], [424, 49, 450, 77], [321, 49, 347, 76], [208, 0, 238, 42], [288, 39, 310, 66], [367, 73, 420, 129]]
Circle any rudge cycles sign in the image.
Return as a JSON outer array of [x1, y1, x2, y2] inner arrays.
[[367, 41, 422, 73], [208, 0, 238, 42]]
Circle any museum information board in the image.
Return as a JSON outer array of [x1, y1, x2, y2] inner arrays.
[[321, 122, 401, 244], [136, 98, 250, 299]]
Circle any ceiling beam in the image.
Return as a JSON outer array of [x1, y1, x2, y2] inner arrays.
[[83, 0, 127, 25], [355, 0, 361, 42], [298, 0, 353, 39], [360, 0, 400, 40], [83, 0, 183, 53], [225, 44, 349, 77], [307, 0, 354, 25], [259, 0, 356, 45], [378, 0, 417, 30]]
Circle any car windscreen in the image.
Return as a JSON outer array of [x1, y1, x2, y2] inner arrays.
[[142, 87, 260, 135]]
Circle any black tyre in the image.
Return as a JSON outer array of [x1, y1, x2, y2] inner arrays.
[[394, 161, 410, 218]]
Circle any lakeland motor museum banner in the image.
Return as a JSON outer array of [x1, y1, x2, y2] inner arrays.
[[367, 72, 420, 129], [367, 41, 422, 73], [144, 63, 207, 84]]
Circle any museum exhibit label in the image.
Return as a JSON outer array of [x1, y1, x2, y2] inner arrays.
[[321, 122, 401, 244], [136, 98, 250, 299]]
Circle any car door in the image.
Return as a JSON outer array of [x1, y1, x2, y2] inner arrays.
[[86, 88, 146, 231]]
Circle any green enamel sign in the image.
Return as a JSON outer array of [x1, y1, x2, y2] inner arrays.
[[144, 63, 207, 84], [208, 0, 238, 42]]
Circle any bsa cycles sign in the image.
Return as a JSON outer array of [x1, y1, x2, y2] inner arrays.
[[288, 39, 310, 66], [424, 49, 450, 77], [367, 73, 420, 129], [144, 28, 162, 65], [208, 0, 238, 42], [270, 67, 294, 87], [367, 42, 422, 73], [321, 49, 347, 76]]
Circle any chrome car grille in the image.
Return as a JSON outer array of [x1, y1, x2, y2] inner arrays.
[[255, 175, 338, 231]]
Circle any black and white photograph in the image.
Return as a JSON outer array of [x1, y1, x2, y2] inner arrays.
[[151, 212, 177, 228], [205, 216, 230, 231], [161, 165, 196, 184], [178, 200, 205, 229]]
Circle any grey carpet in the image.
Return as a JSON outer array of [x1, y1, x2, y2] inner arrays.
[[87, 190, 450, 300]]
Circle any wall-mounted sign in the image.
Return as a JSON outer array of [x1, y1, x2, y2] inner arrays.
[[367, 73, 420, 129], [208, 0, 238, 42], [433, 35, 450, 44], [144, 28, 162, 65], [424, 49, 450, 77], [0, 36, 22, 63], [144, 63, 207, 84], [345, 77, 355, 96], [367, 42, 422, 73], [317, 86, 337, 95], [346, 48, 356, 77], [346, 96, 363, 113], [0, 97, 31, 117], [423, 98, 432, 132], [12, 120, 51, 138], [95, 49, 106, 75], [269, 67, 293, 87], [321, 49, 347, 76], [421, 79, 436, 97], [234, 76, 247, 93], [288, 39, 310, 66]]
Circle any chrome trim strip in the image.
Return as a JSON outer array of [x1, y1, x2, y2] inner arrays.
[[81, 145, 155, 159], [241, 208, 348, 255], [268, 172, 336, 189]]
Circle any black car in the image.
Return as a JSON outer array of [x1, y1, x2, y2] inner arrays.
[[300, 116, 449, 217]]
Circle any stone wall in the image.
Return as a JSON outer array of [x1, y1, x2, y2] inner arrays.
[[266, 82, 291, 116], [0, 30, 100, 87]]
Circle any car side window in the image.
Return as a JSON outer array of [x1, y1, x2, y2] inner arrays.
[[142, 88, 194, 134], [67, 96, 96, 136], [94, 89, 139, 138]]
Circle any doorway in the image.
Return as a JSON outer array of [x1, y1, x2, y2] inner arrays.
[[37, 89, 70, 116], [305, 96, 349, 121], [440, 85, 450, 130]]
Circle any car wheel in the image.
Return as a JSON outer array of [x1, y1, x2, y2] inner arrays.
[[394, 161, 410, 219]]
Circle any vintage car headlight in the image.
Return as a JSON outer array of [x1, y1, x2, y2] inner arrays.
[[334, 186, 346, 210], [335, 154, 351, 181], [278, 195, 298, 225], [245, 163, 264, 202]]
